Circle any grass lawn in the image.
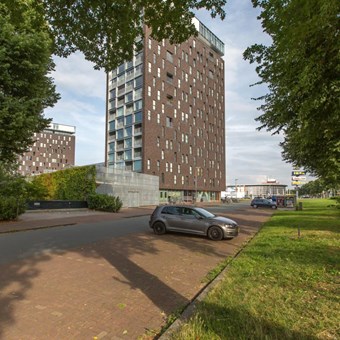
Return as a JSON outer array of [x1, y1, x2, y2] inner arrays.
[[170, 199, 340, 340]]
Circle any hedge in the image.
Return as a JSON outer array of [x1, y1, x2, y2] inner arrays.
[[87, 193, 123, 213], [31, 165, 96, 200], [0, 196, 26, 221]]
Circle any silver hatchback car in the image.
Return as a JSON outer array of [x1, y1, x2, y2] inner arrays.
[[149, 205, 239, 241]]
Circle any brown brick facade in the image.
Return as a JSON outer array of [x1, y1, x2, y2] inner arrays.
[[106, 19, 225, 201], [17, 124, 75, 176]]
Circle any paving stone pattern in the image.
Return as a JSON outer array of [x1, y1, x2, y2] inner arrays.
[[0, 206, 273, 339]]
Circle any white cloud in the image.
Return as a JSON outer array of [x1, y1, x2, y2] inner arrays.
[[51, 53, 106, 100], [45, 55, 106, 166]]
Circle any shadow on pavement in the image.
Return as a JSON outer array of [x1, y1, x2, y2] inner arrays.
[[0, 205, 273, 339]]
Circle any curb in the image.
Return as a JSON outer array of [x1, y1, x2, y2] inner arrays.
[[158, 228, 261, 339]]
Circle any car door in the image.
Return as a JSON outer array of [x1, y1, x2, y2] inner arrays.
[[174, 207, 206, 235], [160, 206, 182, 229]]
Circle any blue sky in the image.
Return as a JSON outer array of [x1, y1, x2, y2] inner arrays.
[[45, 0, 297, 187]]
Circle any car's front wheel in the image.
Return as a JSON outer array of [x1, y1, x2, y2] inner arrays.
[[272, 205, 277, 209], [253, 204, 258, 208], [153, 222, 166, 235], [208, 226, 223, 241]]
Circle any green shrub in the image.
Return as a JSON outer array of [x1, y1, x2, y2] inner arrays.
[[25, 178, 49, 200], [0, 196, 26, 220], [87, 193, 123, 213]]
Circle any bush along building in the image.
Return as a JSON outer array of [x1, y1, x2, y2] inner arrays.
[[105, 18, 225, 204]]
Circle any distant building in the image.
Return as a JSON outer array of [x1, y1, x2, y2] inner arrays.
[[226, 183, 287, 198], [105, 17, 226, 203], [17, 123, 76, 176]]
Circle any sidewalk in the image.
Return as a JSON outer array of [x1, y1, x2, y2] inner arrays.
[[0, 206, 155, 234], [0, 204, 273, 339]]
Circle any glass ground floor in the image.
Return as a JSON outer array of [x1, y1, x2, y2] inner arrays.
[[159, 190, 220, 204]]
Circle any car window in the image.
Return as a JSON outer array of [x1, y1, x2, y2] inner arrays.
[[183, 208, 194, 215], [193, 207, 215, 218], [162, 206, 180, 215]]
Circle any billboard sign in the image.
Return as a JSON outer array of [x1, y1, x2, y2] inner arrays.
[[291, 170, 306, 187]]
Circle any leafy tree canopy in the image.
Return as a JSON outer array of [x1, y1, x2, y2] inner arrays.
[[0, 0, 59, 168], [36, 0, 227, 71], [244, 0, 340, 186], [298, 179, 327, 197]]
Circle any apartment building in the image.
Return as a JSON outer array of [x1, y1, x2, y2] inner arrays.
[[105, 18, 225, 202], [17, 123, 75, 176]]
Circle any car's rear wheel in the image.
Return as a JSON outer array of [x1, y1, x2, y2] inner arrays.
[[153, 222, 166, 235], [253, 204, 258, 208], [208, 226, 223, 241]]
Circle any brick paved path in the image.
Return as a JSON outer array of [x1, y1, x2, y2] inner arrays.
[[0, 206, 273, 339]]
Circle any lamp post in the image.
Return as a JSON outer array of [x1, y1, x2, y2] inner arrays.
[[235, 178, 238, 199], [195, 167, 200, 204]]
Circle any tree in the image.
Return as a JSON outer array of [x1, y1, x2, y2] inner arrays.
[[37, 0, 227, 71], [0, 0, 59, 168], [244, 0, 340, 185], [299, 179, 326, 197], [1, 0, 225, 169]]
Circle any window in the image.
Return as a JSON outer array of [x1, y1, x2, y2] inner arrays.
[[125, 138, 132, 148], [135, 75, 143, 88], [166, 117, 173, 128], [108, 142, 115, 153], [109, 121, 115, 132], [125, 126, 132, 137], [117, 129, 124, 139], [118, 63, 125, 74], [134, 160, 142, 171], [134, 88, 142, 100], [117, 116, 124, 128], [166, 50, 173, 63], [166, 72, 173, 83], [167, 94, 173, 105], [147, 159, 151, 170], [134, 111, 142, 123], [148, 62, 152, 73], [117, 107, 124, 116], [134, 100, 142, 111], [125, 115, 133, 125], [109, 89, 116, 100], [125, 92, 133, 103]]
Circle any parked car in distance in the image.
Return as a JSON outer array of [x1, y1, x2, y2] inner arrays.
[[149, 205, 239, 241], [251, 198, 277, 209]]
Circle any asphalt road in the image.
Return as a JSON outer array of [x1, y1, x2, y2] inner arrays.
[[0, 203, 248, 266], [0, 216, 151, 265]]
